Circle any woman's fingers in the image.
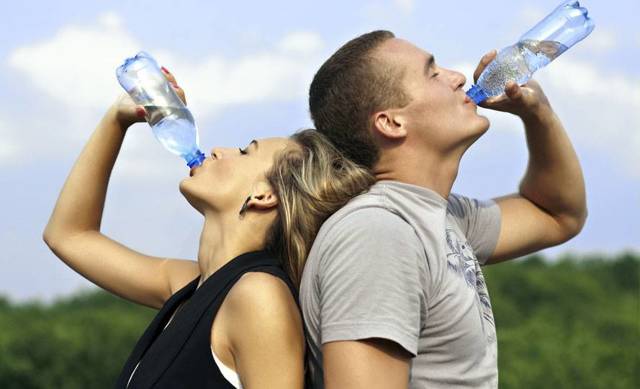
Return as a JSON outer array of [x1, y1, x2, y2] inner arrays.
[[161, 66, 176, 83], [135, 106, 147, 119], [174, 85, 187, 105], [161, 66, 187, 105]]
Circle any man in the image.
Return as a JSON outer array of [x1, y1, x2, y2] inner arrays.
[[299, 30, 587, 388]]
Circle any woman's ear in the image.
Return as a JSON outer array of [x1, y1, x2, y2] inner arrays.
[[372, 109, 408, 140], [246, 186, 278, 212]]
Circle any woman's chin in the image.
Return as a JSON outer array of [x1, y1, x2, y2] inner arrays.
[[178, 179, 190, 198], [179, 181, 203, 213]]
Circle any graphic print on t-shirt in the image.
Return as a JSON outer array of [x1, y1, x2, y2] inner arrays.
[[445, 228, 497, 344], [445, 228, 478, 288]]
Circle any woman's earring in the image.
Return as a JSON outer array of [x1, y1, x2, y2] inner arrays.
[[239, 195, 252, 216]]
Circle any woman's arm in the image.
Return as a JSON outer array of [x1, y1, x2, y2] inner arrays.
[[43, 77, 199, 309], [221, 272, 305, 389]]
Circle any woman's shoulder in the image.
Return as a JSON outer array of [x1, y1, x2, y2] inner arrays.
[[215, 271, 305, 387], [226, 271, 301, 321], [221, 271, 304, 354]]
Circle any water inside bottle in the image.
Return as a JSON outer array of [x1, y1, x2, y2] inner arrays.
[[144, 105, 198, 157], [477, 39, 568, 97]]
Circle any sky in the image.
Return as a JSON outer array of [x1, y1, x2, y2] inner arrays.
[[1, 0, 638, 302]]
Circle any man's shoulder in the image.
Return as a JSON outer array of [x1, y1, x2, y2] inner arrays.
[[318, 187, 411, 240], [308, 188, 422, 268]]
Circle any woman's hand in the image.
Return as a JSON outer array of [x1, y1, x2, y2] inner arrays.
[[43, 64, 200, 310], [111, 67, 187, 129]]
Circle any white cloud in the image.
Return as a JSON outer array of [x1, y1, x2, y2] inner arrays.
[[393, 0, 415, 13], [8, 12, 323, 117], [8, 11, 139, 111], [5, 12, 324, 175], [0, 116, 20, 162], [456, 58, 640, 179], [277, 31, 324, 55], [522, 5, 545, 23], [580, 28, 617, 52], [537, 58, 640, 177], [161, 32, 323, 120]]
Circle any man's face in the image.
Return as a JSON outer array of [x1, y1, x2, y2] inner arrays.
[[374, 38, 490, 155]]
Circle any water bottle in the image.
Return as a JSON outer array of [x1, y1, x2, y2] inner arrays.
[[116, 51, 205, 168], [466, 0, 595, 104]]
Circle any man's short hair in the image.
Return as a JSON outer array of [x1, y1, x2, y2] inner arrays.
[[309, 30, 411, 169]]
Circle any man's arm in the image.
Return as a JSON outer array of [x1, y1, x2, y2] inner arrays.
[[489, 104, 587, 263], [473, 51, 587, 264], [323, 339, 411, 389], [315, 208, 425, 388]]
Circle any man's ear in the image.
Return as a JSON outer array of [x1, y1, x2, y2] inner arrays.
[[372, 110, 408, 140]]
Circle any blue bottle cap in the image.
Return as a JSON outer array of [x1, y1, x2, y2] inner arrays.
[[466, 85, 489, 104], [185, 150, 206, 168]]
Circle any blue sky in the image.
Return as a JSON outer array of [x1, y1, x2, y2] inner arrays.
[[1, 0, 638, 301]]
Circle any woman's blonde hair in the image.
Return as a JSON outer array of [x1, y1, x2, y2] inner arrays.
[[265, 129, 375, 287]]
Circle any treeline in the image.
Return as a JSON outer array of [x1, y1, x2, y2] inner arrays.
[[0, 252, 638, 388]]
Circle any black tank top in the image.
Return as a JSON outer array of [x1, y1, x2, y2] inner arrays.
[[115, 250, 311, 388]]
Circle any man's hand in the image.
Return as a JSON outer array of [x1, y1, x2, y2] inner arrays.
[[472, 50, 552, 119], [471, 51, 587, 264]]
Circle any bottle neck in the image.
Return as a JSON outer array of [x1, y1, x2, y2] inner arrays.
[[466, 85, 488, 105], [185, 149, 206, 168]]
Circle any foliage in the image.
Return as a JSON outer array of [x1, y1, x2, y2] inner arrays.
[[483, 252, 639, 388], [0, 252, 638, 388]]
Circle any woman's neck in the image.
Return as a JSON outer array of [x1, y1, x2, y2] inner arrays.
[[196, 213, 265, 286]]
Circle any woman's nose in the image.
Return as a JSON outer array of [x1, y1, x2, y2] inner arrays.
[[210, 147, 223, 159], [210, 147, 237, 159]]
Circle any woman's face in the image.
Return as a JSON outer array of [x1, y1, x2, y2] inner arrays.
[[179, 137, 294, 215]]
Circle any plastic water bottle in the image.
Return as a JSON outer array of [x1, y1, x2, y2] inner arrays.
[[116, 51, 205, 168], [466, 0, 595, 104]]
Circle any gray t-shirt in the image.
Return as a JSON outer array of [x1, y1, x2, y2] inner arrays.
[[299, 180, 502, 388]]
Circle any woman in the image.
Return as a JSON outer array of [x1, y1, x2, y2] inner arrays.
[[42, 69, 374, 388]]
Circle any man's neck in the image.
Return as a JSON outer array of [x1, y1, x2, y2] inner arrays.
[[373, 147, 462, 200]]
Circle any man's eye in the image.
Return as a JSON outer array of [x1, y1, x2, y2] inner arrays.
[[432, 72, 439, 78], [239, 147, 248, 155]]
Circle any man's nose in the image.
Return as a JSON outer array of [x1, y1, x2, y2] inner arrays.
[[453, 70, 466, 90], [445, 69, 466, 90]]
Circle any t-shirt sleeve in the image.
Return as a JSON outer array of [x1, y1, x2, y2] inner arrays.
[[447, 193, 502, 265], [316, 207, 427, 357]]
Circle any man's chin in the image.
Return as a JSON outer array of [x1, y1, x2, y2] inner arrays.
[[462, 116, 491, 149], [474, 115, 491, 135]]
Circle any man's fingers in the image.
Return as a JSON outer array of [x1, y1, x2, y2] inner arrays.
[[504, 81, 523, 101], [473, 49, 497, 83]]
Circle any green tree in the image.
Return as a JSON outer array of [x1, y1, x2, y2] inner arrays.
[[0, 252, 638, 388]]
